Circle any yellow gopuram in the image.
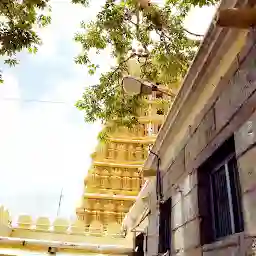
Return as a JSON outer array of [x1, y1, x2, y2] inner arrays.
[[76, 90, 169, 234]]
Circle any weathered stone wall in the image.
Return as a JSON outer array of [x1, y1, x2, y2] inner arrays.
[[144, 21, 256, 256], [235, 110, 256, 255]]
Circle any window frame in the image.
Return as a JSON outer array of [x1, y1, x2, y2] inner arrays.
[[198, 136, 244, 245]]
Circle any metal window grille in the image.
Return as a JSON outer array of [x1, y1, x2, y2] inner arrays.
[[210, 155, 244, 240], [198, 136, 244, 245]]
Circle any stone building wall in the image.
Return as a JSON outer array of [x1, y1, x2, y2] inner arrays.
[[144, 17, 256, 256], [235, 111, 256, 255]]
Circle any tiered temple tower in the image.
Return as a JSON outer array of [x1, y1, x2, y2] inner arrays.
[[76, 90, 171, 234]]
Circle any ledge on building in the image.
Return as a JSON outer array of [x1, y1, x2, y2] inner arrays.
[[217, 7, 256, 28]]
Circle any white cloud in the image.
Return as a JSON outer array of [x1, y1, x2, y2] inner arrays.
[[0, 97, 101, 219], [36, 28, 58, 59], [0, 72, 20, 99], [0, 75, 101, 220]]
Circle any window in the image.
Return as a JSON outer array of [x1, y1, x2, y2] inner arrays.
[[198, 136, 244, 245], [158, 197, 172, 254]]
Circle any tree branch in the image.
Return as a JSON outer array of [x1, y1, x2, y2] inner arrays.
[[107, 52, 149, 84], [183, 28, 204, 37]]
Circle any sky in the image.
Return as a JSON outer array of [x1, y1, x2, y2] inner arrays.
[[0, 0, 216, 222]]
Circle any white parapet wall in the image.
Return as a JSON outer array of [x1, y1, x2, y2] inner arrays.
[[0, 205, 133, 255], [0, 206, 12, 237]]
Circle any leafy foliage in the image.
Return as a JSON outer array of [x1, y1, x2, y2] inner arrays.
[[75, 0, 217, 128], [0, 0, 51, 82], [0, 0, 89, 83]]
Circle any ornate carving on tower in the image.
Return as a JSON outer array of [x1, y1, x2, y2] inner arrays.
[[94, 199, 101, 211], [92, 168, 100, 188], [116, 201, 125, 224], [117, 143, 126, 160], [143, 144, 149, 159], [134, 125, 139, 136], [117, 201, 125, 212], [132, 170, 141, 191], [139, 124, 145, 137], [101, 168, 109, 188], [135, 144, 143, 160], [128, 144, 135, 161], [104, 200, 115, 223], [122, 168, 131, 190], [111, 168, 122, 190], [97, 144, 107, 159], [108, 142, 115, 159]]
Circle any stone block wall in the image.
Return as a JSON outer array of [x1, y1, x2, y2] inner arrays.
[[144, 24, 256, 256], [235, 110, 256, 254], [171, 172, 200, 256]]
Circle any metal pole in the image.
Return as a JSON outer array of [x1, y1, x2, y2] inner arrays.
[[57, 188, 63, 217]]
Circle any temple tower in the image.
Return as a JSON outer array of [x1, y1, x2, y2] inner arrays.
[[76, 90, 171, 234]]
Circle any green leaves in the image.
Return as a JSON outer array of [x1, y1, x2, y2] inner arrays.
[[74, 53, 90, 65], [97, 130, 110, 144], [74, 0, 219, 130], [166, 0, 217, 8], [28, 46, 38, 54], [71, 0, 90, 7], [0, 0, 93, 83], [88, 64, 99, 75], [75, 66, 143, 126], [4, 58, 19, 66], [38, 14, 51, 27], [0, 0, 51, 74]]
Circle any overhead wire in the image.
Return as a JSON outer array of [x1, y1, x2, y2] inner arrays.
[[0, 97, 76, 105]]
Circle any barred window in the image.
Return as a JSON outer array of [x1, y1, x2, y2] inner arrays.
[[198, 136, 244, 245]]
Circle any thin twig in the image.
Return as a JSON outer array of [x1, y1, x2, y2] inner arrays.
[[183, 28, 204, 37], [106, 52, 149, 87], [109, 53, 136, 80]]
